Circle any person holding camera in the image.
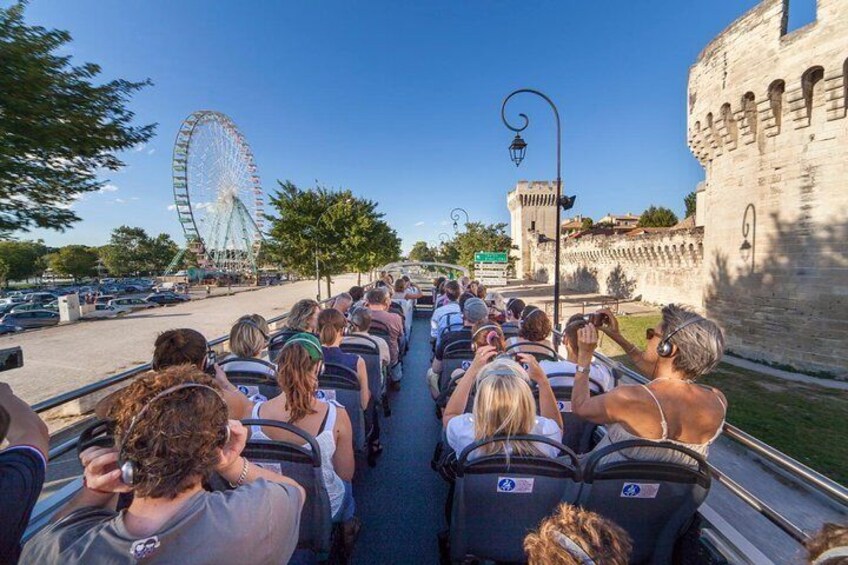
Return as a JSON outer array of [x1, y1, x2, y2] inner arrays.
[[1, 382, 50, 564], [571, 304, 728, 464], [442, 345, 563, 460], [539, 313, 615, 392]]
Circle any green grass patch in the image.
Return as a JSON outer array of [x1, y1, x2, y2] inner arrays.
[[598, 313, 848, 485]]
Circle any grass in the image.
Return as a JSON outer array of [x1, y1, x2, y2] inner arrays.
[[598, 313, 848, 485]]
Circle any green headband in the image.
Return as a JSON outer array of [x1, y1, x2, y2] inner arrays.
[[284, 333, 324, 362]]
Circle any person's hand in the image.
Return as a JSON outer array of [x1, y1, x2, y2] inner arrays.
[[597, 308, 620, 336], [216, 420, 247, 474], [515, 353, 546, 384], [79, 446, 133, 494], [466, 345, 497, 378], [577, 324, 599, 364]]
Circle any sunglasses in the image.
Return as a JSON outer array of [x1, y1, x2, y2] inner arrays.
[[646, 328, 658, 340]]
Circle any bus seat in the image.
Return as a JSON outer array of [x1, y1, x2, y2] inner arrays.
[[77, 419, 115, 454], [340, 337, 386, 464], [218, 357, 279, 400], [533, 372, 605, 454], [577, 439, 711, 564], [240, 419, 333, 558], [267, 329, 299, 362], [505, 341, 559, 362], [439, 339, 473, 393], [319, 362, 366, 452], [450, 435, 580, 563]]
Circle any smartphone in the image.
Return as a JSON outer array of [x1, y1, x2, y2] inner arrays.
[[0, 347, 23, 373]]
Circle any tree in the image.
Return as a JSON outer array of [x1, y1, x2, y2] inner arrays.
[[144, 233, 180, 274], [580, 217, 594, 230], [0, 257, 8, 288], [451, 222, 515, 275], [49, 245, 98, 281], [0, 240, 49, 281], [409, 241, 437, 263], [684, 191, 697, 218], [100, 226, 151, 276], [638, 206, 679, 228], [0, 3, 156, 237]]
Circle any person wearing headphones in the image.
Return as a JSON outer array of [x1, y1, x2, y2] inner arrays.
[[22, 365, 304, 563], [219, 315, 275, 378], [572, 304, 728, 465]]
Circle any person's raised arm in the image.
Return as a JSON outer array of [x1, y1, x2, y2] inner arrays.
[[596, 308, 655, 376], [356, 357, 370, 410], [0, 383, 48, 458], [518, 354, 563, 430], [213, 365, 253, 419], [51, 446, 132, 523], [442, 346, 496, 428]]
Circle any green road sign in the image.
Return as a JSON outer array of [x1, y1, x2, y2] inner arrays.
[[474, 251, 508, 263]]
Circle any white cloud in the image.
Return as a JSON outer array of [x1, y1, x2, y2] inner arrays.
[[167, 204, 177, 211], [99, 184, 119, 193], [134, 143, 147, 153], [147, 148, 156, 155], [130, 196, 140, 201], [414, 221, 425, 227], [114, 198, 126, 204]]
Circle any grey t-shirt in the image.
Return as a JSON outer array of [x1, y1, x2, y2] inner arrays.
[[21, 478, 302, 564]]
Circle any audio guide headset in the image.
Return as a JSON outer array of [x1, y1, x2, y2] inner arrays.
[[657, 317, 706, 358], [118, 383, 229, 486], [237, 318, 269, 340]]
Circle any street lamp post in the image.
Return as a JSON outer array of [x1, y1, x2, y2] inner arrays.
[[501, 88, 575, 330], [313, 198, 352, 301], [438, 232, 451, 243], [450, 207, 470, 232]]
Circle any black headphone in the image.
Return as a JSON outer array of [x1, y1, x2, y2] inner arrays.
[[657, 317, 705, 358], [237, 318, 269, 340], [118, 383, 230, 486]]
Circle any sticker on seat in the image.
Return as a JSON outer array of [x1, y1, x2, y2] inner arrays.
[[620, 482, 660, 498], [316, 389, 337, 402], [497, 477, 534, 493]]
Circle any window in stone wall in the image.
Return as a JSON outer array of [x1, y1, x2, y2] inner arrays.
[[844, 59, 848, 116], [801, 66, 825, 121], [768, 80, 785, 128], [742, 92, 758, 137], [721, 102, 738, 145], [783, 0, 817, 35]]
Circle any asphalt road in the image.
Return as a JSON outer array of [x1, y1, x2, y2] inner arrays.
[[1, 274, 358, 406]]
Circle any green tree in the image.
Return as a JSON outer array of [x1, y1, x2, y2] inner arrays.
[[144, 233, 180, 274], [437, 240, 460, 265], [0, 240, 49, 281], [684, 191, 697, 218], [638, 206, 679, 228], [100, 226, 151, 276], [0, 3, 156, 237], [580, 217, 594, 230], [451, 222, 515, 275], [408, 241, 437, 263], [49, 245, 98, 281], [0, 257, 8, 288]]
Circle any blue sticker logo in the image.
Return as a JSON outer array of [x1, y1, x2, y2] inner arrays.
[[461, 360, 472, 370], [315, 390, 326, 400], [622, 483, 641, 497], [498, 478, 516, 492], [237, 385, 249, 395]]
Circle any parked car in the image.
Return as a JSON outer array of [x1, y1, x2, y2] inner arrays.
[[10, 303, 50, 314], [0, 296, 26, 305], [0, 303, 17, 316], [94, 294, 117, 305], [83, 304, 130, 319], [1, 310, 60, 329], [0, 322, 24, 335], [23, 292, 57, 304], [107, 298, 158, 311], [146, 292, 191, 305], [42, 300, 60, 311]]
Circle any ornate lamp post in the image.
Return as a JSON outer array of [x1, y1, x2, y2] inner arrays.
[[438, 232, 451, 243], [450, 207, 470, 232], [502, 88, 575, 330], [740, 203, 756, 274]]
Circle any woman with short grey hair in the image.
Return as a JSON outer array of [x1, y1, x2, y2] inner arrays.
[[571, 304, 727, 465]]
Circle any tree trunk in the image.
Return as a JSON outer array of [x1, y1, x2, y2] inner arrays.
[[326, 275, 332, 298], [357, 272, 362, 286]]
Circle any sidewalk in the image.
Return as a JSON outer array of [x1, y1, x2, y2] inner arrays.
[[723, 354, 848, 391]]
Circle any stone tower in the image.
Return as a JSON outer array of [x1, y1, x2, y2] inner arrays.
[[687, 0, 848, 375], [507, 181, 558, 279]]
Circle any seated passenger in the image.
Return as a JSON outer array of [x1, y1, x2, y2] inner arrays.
[[501, 298, 526, 335], [427, 297, 489, 395], [484, 292, 506, 324], [364, 288, 404, 388], [538, 313, 615, 392], [348, 286, 365, 309], [430, 280, 462, 341], [393, 278, 423, 301], [22, 366, 304, 563], [271, 299, 319, 346], [572, 305, 727, 465], [0, 384, 49, 564], [221, 314, 275, 377], [318, 309, 371, 410], [344, 307, 390, 369], [391, 279, 414, 337], [524, 503, 632, 565], [331, 293, 353, 316], [248, 334, 358, 532], [442, 347, 563, 459], [806, 523, 848, 564], [434, 291, 475, 350], [507, 306, 557, 359]]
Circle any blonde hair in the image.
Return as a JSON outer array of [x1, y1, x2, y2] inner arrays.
[[229, 314, 269, 357], [524, 503, 632, 565], [287, 299, 319, 331], [472, 359, 539, 456]]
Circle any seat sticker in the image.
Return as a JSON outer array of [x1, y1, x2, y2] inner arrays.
[[255, 461, 282, 474], [556, 400, 572, 412], [461, 360, 472, 370], [497, 477, 534, 493], [620, 482, 660, 498], [316, 389, 337, 402]]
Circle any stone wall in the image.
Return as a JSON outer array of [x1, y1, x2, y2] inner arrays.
[[507, 181, 558, 279], [528, 228, 705, 308], [688, 0, 848, 376]]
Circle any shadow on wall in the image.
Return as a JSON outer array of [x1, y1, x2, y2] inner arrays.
[[705, 212, 848, 376], [534, 267, 549, 284], [606, 264, 637, 299], [563, 266, 599, 293]]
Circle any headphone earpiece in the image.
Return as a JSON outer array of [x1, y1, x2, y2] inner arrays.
[[656, 317, 705, 359]]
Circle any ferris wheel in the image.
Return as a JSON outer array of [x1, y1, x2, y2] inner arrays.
[[171, 111, 265, 274]]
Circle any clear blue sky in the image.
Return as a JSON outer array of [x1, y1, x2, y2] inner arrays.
[[13, 0, 816, 252]]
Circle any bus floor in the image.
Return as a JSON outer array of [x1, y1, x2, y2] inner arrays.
[[352, 314, 448, 564]]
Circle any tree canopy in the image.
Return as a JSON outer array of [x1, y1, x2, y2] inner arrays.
[[449, 222, 515, 275], [100, 226, 179, 276], [638, 206, 679, 228], [0, 240, 49, 282], [408, 241, 438, 263], [47, 245, 98, 281], [0, 3, 155, 237], [267, 181, 401, 292], [684, 191, 697, 218]]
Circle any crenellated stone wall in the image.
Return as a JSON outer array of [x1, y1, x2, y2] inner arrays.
[[528, 229, 705, 308]]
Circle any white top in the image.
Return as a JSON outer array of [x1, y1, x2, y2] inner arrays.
[[539, 360, 615, 393], [430, 302, 461, 339], [250, 400, 346, 517], [446, 414, 563, 459]]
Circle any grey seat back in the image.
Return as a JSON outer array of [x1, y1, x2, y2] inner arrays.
[[450, 435, 580, 563], [219, 357, 279, 400], [341, 337, 384, 400], [319, 362, 365, 451], [267, 329, 299, 362], [439, 339, 473, 392], [578, 439, 711, 564], [505, 340, 559, 362], [240, 419, 332, 558], [534, 372, 605, 454]]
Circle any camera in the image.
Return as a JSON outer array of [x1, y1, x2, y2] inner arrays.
[[0, 347, 24, 373], [583, 312, 609, 328]]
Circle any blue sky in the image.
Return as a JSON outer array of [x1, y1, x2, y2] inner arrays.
[[13, 0, 817, 252]]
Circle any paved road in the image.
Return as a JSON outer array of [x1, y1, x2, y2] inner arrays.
[[1, 274, 358, 406]]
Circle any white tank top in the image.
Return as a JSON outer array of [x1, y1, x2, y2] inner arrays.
[[250, 400, 346, 516]]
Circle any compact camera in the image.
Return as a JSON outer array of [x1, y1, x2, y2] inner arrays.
[[0, 346, 24, 373], [583, 312, 609, 328]]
